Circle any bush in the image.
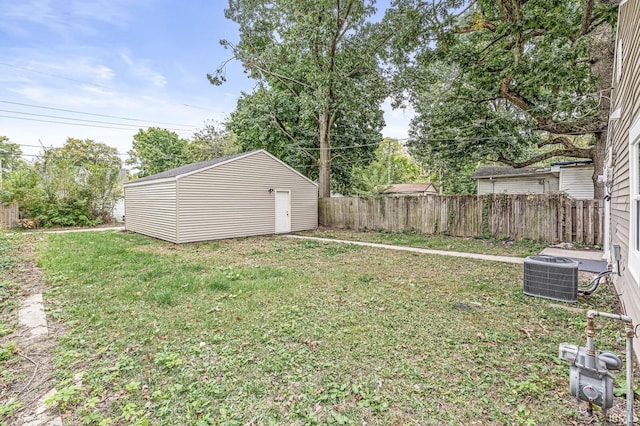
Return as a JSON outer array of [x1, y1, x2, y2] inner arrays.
[[28, 199, 102, 228]]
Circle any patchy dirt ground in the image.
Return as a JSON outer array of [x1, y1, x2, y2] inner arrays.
[[1, 235, 62, 425]]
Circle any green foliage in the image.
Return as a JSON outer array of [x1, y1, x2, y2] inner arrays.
[[187, 120, 241, 162], [28, 198, 101, 228], [2, 138, 122, 227], [0, 341, 17, 362], [0, 167, 43, 213], [387, 0, 616, 196], [349, 138, 422, 196], [218, 0, 389, 196], [45, 383, 84, 412], [0, 397, 22, 422], [127, 128, 192, 178], [0, 136, 26, 180]]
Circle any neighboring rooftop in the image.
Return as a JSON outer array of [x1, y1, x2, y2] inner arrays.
[[383, 183, 436, 194], [471, 166, 552, 179], [472, 161, 593, 179]]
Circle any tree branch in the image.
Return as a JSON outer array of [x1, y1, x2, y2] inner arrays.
[[578, 0, 594, 38], [496, 146, 593, 168], [537, 135, 576, 149]]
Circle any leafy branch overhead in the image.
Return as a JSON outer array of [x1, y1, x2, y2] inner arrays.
[[212, 0, 391, 197], [388, 0, 617, 198]]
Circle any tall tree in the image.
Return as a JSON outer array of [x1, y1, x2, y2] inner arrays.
[[56, 138, 123, 221], [0, 136, 25, 182], [350, 138, 421, 195], [2, 138, 122, 226], [387, 0, 617, 198], [211, 0, 389, 197], [187, 120, 240, 162], [127, 128, 192, 177]]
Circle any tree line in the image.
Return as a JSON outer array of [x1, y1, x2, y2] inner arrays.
[[1, 0, 616, 226]]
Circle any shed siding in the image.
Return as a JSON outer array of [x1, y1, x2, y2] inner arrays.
[[176, 151, 317, 243], [608, 0, 640, 357], [559, 167, 594, 199], [476, 175, 558, 195], [125, 182, 177, 243]]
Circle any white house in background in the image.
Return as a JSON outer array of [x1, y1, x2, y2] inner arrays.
[[112, 199, 125, 223], [472, 161, 594, 199], [123, 150, 318, 243], [605, 0, 640, 355]]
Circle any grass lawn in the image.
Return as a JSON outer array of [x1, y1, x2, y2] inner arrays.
[[26, 231, 628, 424], [300, 228, 551, 258]]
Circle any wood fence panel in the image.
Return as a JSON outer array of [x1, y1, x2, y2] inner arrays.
[[575, 200, 584, 244], [585, 200, 595, 245], [319, 195, 602, 244], [565, 199, 573, 242], [0, 203, 18, 228]]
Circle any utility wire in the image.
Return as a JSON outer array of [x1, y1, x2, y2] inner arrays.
[[0, 109, 194, 133], [0, 100, 200, 128], [0, 115, 192, 134]]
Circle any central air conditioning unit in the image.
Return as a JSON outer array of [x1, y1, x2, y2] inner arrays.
[[523, 255, 579, 303]]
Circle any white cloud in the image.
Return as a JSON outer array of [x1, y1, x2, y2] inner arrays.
[[0, 0, 135, 37], [119, 50, 167, 88]]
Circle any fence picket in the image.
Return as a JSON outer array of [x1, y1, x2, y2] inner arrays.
[[319, 195, 602, 244]]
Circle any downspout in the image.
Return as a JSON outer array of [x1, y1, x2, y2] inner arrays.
[[603, 3, 624, 260]]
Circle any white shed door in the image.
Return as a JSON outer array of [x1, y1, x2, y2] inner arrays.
[[275, 191, 290, 233]]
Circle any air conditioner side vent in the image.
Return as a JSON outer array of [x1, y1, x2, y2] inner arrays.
[[524, 255, 579, 303]]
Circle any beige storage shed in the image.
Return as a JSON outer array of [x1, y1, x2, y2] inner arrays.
[[124, 149, 318, 243]]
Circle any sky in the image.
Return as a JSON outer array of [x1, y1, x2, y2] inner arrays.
[[0, 0, 414, 163]]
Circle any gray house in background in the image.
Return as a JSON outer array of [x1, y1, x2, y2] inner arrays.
[[124, 150, 318, 243], [472, 161, 594, 199]]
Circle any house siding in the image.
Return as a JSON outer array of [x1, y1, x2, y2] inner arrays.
[[608, 0, 640, 357], [559, 166, 594, 199], [172, 151, 316, 243], [477, 175, 558, 195], [124, 181, 177, 243]]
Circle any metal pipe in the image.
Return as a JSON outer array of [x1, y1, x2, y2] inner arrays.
[[586, 310, 635, 426], [586, 310, 633, 323], [626, 322, 635, 426]]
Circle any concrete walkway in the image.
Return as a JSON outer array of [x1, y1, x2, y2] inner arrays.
[[286, 235, 606, 267], [27, 225, 125, 234], [286, 235, 526, 264], [16, 293, 62, 426]]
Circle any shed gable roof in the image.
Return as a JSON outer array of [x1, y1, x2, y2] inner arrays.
[[125, 149, 317, 187]]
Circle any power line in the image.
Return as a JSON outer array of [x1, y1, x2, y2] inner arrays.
[[0, 100, 200, 128], [0, 114, 192, 134], [0, 62, 116, 91], [0, 109, 194, 133], [13, 143, 131, 157]]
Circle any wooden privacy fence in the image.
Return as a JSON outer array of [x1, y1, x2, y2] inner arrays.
[[0, 203, 18, 229], [319, 194, 603, 245]]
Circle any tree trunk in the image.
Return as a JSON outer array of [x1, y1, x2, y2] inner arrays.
[[589, 22, 614, 202], [592, 132, 606, 200], [319, 109, 331, 198]]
